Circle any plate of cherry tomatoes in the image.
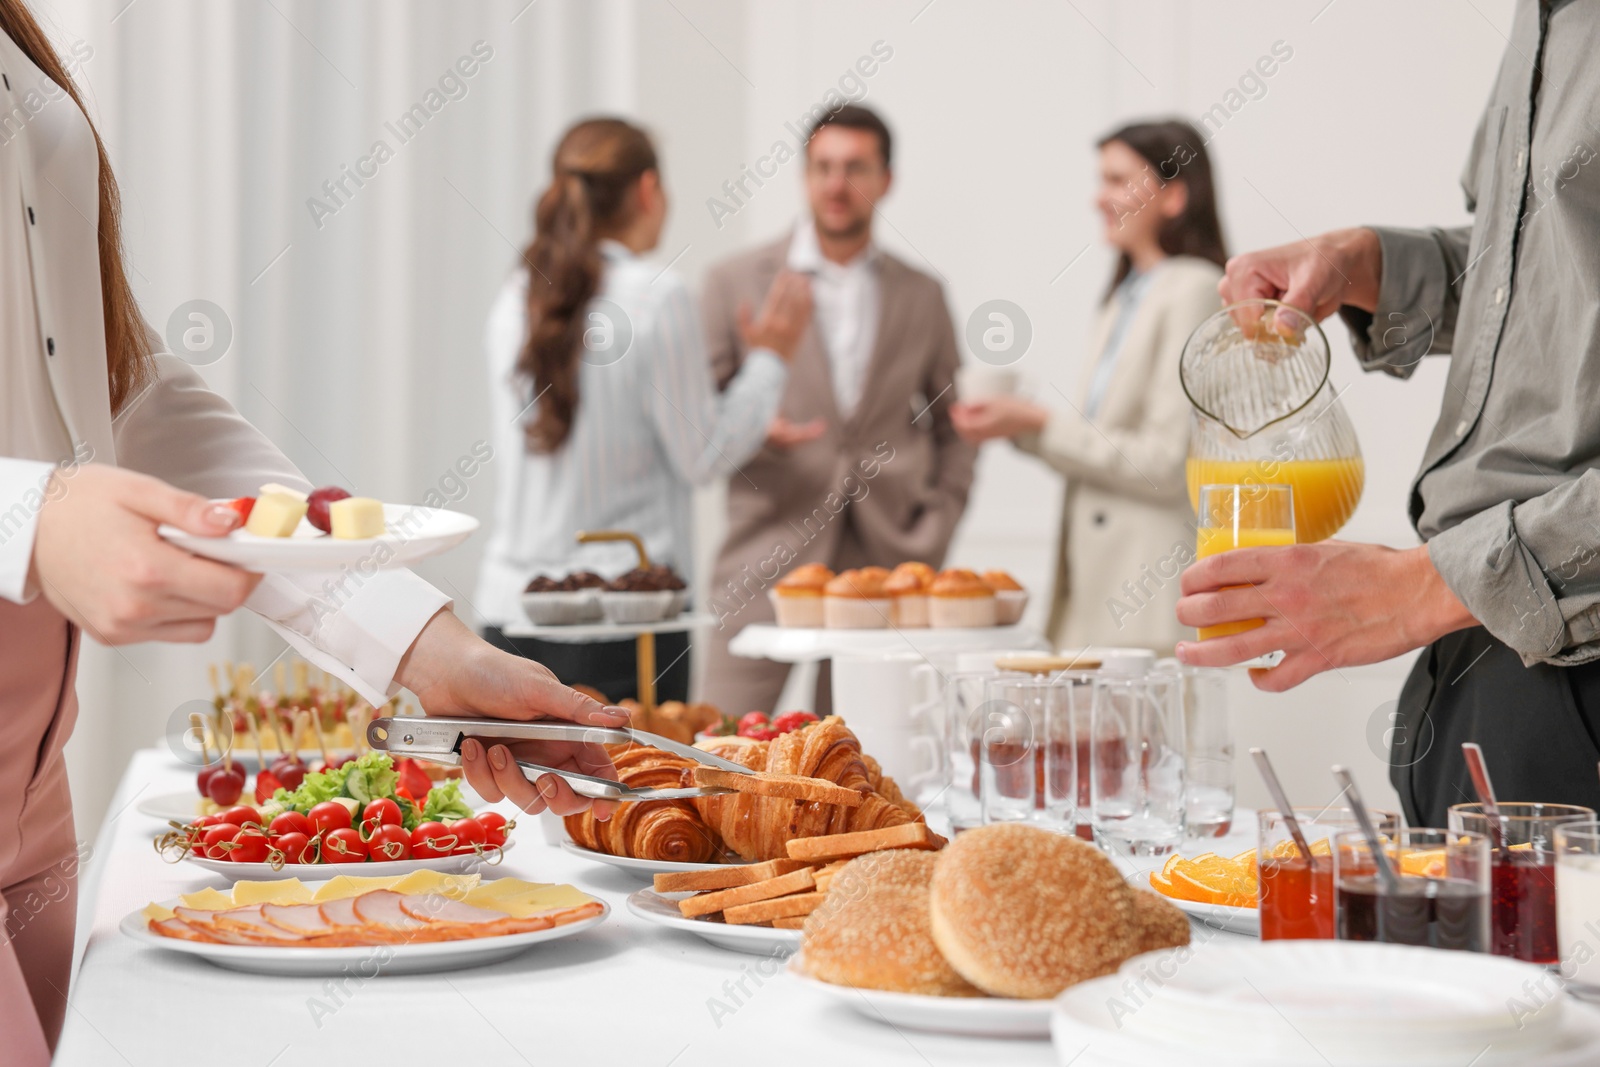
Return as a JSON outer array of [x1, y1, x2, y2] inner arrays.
[[155, 799, 517, 880]]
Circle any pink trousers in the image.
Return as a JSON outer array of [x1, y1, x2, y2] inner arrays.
[[0, 595, 80, 1064]]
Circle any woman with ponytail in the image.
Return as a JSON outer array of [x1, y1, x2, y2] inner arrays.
[[475, 118, 812, 700], [0, 9, 628, 1055]]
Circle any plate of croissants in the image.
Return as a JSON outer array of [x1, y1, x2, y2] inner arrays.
[[559, 715, 929, 880], [780, 823, 1194, 1038]]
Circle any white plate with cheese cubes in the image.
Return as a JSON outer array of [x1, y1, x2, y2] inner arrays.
[[160, 488, 478, 572]]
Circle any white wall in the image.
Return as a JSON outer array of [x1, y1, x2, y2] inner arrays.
[[30, 0, 1510, 836]]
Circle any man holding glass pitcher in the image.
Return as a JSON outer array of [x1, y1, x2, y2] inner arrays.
[[1175, 0, 1600, 828]]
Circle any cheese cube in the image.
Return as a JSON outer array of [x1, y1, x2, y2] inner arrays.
[[258, 482, 308, 501], [329, 496, 385, 539], [246, 492, 308, 537]]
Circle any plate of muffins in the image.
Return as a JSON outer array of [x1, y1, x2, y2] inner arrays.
[[768, 562, 1027, 630], [782, 824, 1192, 1038]]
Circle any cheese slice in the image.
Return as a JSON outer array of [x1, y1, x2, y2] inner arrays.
[[463, 879, 596, 919], [177, 887, 234, 911], [231, 879, 312, 906], [143, 902, 176, 923], [247, 492, 308, 537], [388, 870, 479, 899], [311, 874, 405, 902], [329, 497, 385, 539]]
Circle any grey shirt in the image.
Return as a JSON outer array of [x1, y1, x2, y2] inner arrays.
[[1339, 0, 1600, 666]]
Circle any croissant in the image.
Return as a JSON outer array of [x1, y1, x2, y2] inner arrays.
[[692, 717, 923, 861], [563, 745, 727, 864]]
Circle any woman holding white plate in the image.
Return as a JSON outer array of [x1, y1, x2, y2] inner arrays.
[[0, 5, 622, 1059]]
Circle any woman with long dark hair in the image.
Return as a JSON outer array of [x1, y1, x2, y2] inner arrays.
[[475, 118, 811, 698], [0, 8, 628, 1056], [951, 119, 1227, 653]]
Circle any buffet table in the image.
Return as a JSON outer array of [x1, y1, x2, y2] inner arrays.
[[56, 750, 1062, 1066]]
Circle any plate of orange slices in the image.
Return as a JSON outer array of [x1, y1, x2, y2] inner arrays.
[[1144, 849, 1260, 936]]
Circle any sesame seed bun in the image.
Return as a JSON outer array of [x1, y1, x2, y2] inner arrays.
[[800, 850, 983, 998], [928, 824, 1138, 999], [1129, 887, 1191, 954]]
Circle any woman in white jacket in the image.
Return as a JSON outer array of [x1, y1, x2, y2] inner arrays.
[[952, 120, 1226, 655], [0, 5, 620, 1058]]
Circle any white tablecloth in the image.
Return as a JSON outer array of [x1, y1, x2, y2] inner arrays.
[[55, 749, 1063, 1067]]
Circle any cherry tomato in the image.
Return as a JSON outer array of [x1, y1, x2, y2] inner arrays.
[[476, 811, 511, 848], [365, 825, 411, 862], [219, 805, 261, 828], [206, 768, 245, 806], [308, 801, 352, 835], [360, 798, 402, 837], [269, 811, 313, 838], [450, 818, 487, 853], [321, 827, 368, 863], [229, 827, 271, 864], [410, 821, 458, 859], [272, 831, 315, 865], [201, 824, 240, 860]]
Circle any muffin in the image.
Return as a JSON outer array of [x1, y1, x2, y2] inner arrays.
[[521, 570, 606, 624], [928, 569, 997, 629], [769, 562, 834, 628], [884, 562, 934, 628], [982, 570, 1029, 626], [599, 566, 681, 623], [823, 567, 893, 629]]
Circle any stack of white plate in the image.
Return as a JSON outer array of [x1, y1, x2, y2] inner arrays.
[[1052, 941, 1600, 1066]]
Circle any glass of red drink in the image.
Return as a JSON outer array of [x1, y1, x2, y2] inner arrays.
[[1448, 802, 1594, 964], [1258, 807, 1400, 941], [1334, 828, 1491, 953], [976, 673, 1085, 833]]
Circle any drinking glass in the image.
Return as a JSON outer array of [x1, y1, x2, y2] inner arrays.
[[977, 675, 1078, 833], [1194, 484, 1295, 641], [1090, 672, 1185, 855], [1556, 821, 1600, 994], [942, 669, 1018, 833], [1449, 802, 1594, 964], [1161, 661, 1233, 837], [1334, 828, 1491, 952], [1257, 807, 1399, 941]]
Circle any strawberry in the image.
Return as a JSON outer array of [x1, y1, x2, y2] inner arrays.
[[771, 710, 819, 734], [226, 496, 255, 522], [253, 768, 283, 806], [735, 711, 770, 739]]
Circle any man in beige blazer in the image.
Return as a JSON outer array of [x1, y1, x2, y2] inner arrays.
[[699, 105, 975, 714]]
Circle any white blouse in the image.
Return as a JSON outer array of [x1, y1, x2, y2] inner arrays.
[[473, 241, 787, 627], [0, 30, 446, 706]]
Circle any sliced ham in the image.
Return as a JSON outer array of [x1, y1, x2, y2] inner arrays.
[[209, 905, 312, 943], [316, 895, 367, 930], [151, 917, 213, 943], [398, 894, 551, 939], [351, 890, 456, 941], [169, 908, 274, 945], [262, 903, 336, 936]]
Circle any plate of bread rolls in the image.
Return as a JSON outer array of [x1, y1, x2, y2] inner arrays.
[[781, 824, 1193, 1038]]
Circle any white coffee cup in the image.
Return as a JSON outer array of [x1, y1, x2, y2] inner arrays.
[[955, 364, 1019, 401]]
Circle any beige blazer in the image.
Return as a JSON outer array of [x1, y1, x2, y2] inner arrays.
[[700, 234, 976, 618], [1015, 256, 1223, 655]]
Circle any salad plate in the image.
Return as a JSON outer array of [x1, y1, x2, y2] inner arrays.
[[783, 953, 1051, 1038], [626, 887, 801, 956], [122, 890, 607, 977], [159, 503, 477, 572]]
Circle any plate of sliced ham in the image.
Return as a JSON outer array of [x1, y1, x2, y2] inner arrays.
[[122, 875, 607, 976]]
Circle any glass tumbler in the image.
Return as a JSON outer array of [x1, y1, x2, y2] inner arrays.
[[1335, 828, 1491, 953], [1450, 802, 1595, 964], [1090, 671, 1185, 855]]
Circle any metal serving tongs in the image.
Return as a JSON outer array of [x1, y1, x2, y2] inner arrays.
[[365, 716, 755, 802]]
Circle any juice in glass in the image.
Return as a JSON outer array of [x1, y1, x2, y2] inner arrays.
[[1187, 456, 1364, 544], [1194, 525, 1296, 640], [1257, 807, 1398, 941]]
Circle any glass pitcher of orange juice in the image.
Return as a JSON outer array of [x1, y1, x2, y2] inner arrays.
[[1180, 300, 1364, 543]]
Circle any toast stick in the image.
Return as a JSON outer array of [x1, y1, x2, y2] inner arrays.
[[785, 823, 944, 863], [678, 869, 816, 919], [689, 767, 866, 808]]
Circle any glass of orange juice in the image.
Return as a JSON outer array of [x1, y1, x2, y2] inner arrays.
[[1194, 484, 1295, 641]]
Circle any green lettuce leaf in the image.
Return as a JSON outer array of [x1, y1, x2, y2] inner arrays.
[[420, 780, 473, 823], [342, 751, 398, 805]]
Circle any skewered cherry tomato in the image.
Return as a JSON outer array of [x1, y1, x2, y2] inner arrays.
[[201, 824, 240, 860], [476, 812, 510, 848], [308, 801, 352, 835], [410, 821, 457, 859], [229, 827, 271, 864], [272, 831, 315, 865], [365, 825, 411, 862], [218, 805, 261, 828], [321, 828, 367, 863], [269, 811, 313, 839], [450, 818, 486, 853], [360, 798, 402, 837]]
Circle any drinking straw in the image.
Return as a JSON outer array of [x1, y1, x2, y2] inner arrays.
[[1250, 748, 1313, 861], [1332, 766, 1400, 893]]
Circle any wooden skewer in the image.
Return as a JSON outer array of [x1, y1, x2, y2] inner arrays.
[[215, 706, 232, 774], [301, 708, 329, 769], [189, 712, 211, 766], [207, 663, 220, 701], [243, 704, 265, 772], [274, 661, 288, 702]]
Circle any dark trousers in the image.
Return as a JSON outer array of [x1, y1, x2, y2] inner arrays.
[[1393, 626, 1600, 827], [480, 627, 691, 705]]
